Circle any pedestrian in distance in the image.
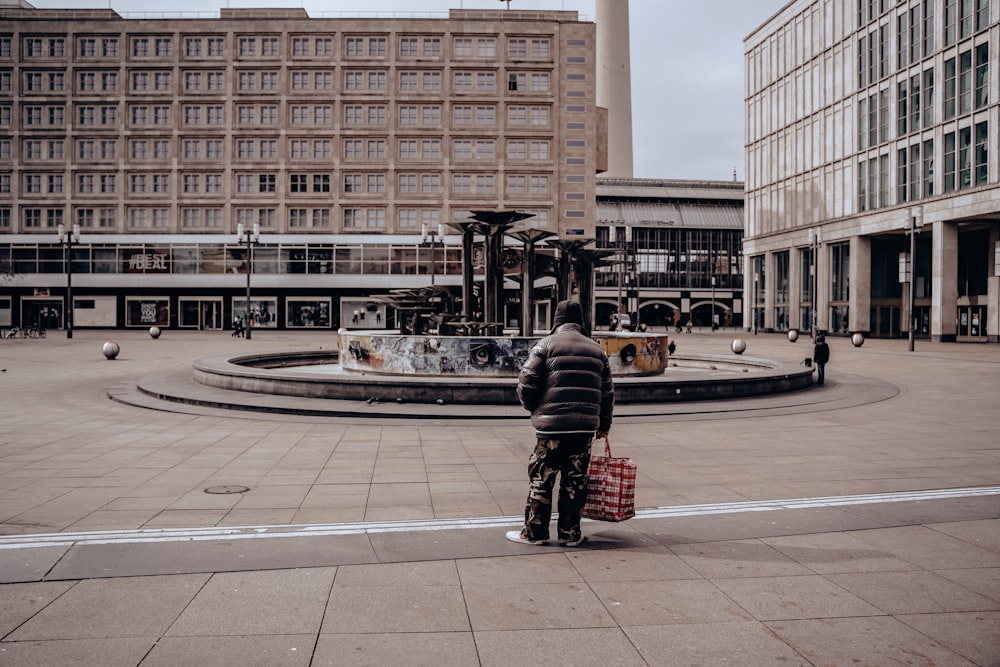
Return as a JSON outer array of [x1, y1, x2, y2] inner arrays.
[[508, 299, 614, 547], [813, 333, 830, 385]]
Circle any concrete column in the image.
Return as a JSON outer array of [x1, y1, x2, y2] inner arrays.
[[989, 228, 1000, 343], [815, 241, 828, 333], [850, 235, 871, 334], [596, 0, 634, 178], [931, 220, 958, 341]]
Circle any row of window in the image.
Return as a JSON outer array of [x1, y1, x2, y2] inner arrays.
[[856, 0, 991, 88], [4, 67, 561, 96], [2, 170, 554, 197], [858, 42, 988, 149], [857, 119, 989, 211], [0, 206, 551, 232], [1, 136, 559, 164], [1, 34, 556, 62], [0, 101, 558, 128]]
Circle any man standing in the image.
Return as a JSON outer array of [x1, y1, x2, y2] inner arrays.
[[813, 333, 830, 385], [508, 300, 614, 547]]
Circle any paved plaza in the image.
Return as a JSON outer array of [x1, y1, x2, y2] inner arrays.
[[0, 327, 998, 665]]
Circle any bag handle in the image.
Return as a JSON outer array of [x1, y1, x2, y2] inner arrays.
[[600, 435, 611, 457]]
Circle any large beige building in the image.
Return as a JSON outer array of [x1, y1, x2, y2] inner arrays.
[[0, 5, 604, 330], [745, 0, 999, 342]]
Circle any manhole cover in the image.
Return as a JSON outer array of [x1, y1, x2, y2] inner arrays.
[[204, 485, 251, 495]]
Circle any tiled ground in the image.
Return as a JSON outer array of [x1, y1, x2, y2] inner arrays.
[[0, 329, 998, 665]]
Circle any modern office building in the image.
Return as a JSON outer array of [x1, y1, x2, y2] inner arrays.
[[745, 0, 999, 342], [0, 4, 605, 331]]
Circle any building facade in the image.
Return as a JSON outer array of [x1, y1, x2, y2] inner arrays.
[[0, 5, 604, 331], [594, 178, 745, 332], [745, 0, 1000, 342]]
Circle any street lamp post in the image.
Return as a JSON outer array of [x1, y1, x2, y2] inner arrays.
[[809, 229, 821, 341], [237, 222, 260, 340], [907, 207, 923, 352], [57, 223, 80, 339], [753, 271, 759, 335], [421, 222, 445, 286], [711, 276, 716, 331]]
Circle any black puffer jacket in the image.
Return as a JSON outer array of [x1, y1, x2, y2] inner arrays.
[[517, 322, 614, 438]]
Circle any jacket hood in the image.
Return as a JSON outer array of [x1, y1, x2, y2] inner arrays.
[[552, 300, 583, 332]]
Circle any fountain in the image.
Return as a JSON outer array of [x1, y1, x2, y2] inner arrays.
[[175, 211, 812, 409]]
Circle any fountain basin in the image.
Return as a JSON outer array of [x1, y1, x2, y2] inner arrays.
[[338, 331, 668, 377]]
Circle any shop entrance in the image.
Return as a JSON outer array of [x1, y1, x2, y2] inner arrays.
[[870, 306, 901, 337], [957, 305, 988, 341], [180, 298, 223, 330], [22, 298, 63, 330]]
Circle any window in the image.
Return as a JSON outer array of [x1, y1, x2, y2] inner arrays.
[[508, 140, 526, 160], [453, 105, 472, 124], [509, 38, 527, 58], [454, 38, 472, 57], [399, 105, 417, 125], [400, 37, 419, 57], [369, 37, 387, 57], [398, 139, 417, 159], [975, 43, 988, 109], [367, 139, 386, 159], [530, 106, 550, 126], [956, 50, 972, 116], [207, 37, 223, 56], [290, 173, 308, 193], [530, 140, 549, 160], [423, 38, 441, 57], [531, 72, 550, 92], [973, 121, 987, 186], [477, 38, 496, 57], [262, 36, 279, 57], [531, 38, 550, 58], [422, 71, 441, 90], [944, 57, 957, 119], [422, 139, 440, 158], [454, 71, 472, 91], [238, 37, 257, 57], [476, 105, 495, 126], [421, 105, 441, 124]]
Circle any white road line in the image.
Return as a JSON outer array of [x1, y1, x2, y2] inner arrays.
[[1, 485, 997, 551]]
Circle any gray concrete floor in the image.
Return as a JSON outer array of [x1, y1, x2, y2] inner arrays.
[[0, 328, 998, 665]]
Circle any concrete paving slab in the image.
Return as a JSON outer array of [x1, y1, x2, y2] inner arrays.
[[313, 632, 479, 667], [563, 545, 702, 581], [0, 580, 75, 637], [456, 552, 582, 585], [827, 570, 999, 614], [670, 539, 816, 578], [623, 621, 809, 666], [590, 578, 754, 626], [141, 635, 314, 667], [896, 611, 1000, 667], [463, 581, 616, 631], [849, 524, 1000, 569], [166, 568, 336, 636], [321, 584, 470, 634], [0, 546, 68, 584], [474, 628, 647, 666], [0, 637, 157, 667], [761, 531, 920, 573], [6, 574, 207, 640], [713, 574, 884, 620], [766, 616, 978, 666], [44, 533, 377, 581]]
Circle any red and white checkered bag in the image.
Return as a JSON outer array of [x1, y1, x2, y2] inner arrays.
[[582, 437, 636, 522]]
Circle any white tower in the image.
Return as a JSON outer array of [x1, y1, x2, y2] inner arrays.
[[596, 0, 634, 178]]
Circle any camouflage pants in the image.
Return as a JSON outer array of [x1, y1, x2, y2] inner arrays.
[[522, 434, 593, 542]]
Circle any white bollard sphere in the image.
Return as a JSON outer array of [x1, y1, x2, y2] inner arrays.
[[787, 329, 799, 342], [149, 326, 161, 339], [731, 338, 746, 355], [851, 332, 865, 347], [102, 340, 120, 359]]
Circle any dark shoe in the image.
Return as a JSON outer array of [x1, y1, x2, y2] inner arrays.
[[558, 536, 588, 547], [506, 530, 547, 546]]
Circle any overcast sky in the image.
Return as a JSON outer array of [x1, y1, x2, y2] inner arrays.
[[37, 0, 789, 182]]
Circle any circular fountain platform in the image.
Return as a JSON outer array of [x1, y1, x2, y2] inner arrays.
[[184, 349, 814, 405]]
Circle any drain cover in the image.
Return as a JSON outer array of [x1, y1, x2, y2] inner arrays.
[[204, 485, 250, 495]]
